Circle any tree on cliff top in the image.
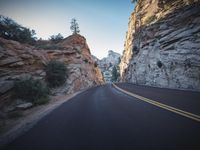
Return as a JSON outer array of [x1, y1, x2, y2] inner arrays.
[[49, 33, 63, 43], [131, 0, 138, 3], [70, 18, 80, 34], [0, 15, 36, 44]]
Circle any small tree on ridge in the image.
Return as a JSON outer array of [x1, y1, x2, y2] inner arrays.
[[70, 18, 80, 34], [131, 0, 138, 3]]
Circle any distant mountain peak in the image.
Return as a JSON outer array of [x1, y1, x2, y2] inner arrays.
[[93, 50, 121, 83]]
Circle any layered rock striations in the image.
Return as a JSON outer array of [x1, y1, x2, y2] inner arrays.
[[0, 34, 104, 106], [120, 0, 200, 91], [93, 50, 121, 82]]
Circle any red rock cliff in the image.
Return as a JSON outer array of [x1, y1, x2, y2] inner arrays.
[[0, 34, 104, 106]]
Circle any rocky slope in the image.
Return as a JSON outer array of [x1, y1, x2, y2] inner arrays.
[[0, 34, 104, 108], [100, 50, 121, 65], [120, 0, 200, 91], [93, 50, 121, 82]]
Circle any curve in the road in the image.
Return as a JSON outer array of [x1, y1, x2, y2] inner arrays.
[[3, 84, 200, 150], [113, 84, 200, 122]]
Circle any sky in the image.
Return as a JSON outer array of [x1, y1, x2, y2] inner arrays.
[[0, 0, 134, 59]]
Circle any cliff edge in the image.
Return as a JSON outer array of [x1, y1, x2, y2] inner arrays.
[[120, 0, 200, 91]]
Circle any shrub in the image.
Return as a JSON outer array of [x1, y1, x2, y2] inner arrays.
[[49, 33, 64, 43], [45, 60, 68, 87], [34, 96, 49, 105], [13, 78, 49, 103], [157, 61, 163, 68], [0, 15, 36, 44], [7, 111, 23, 119], [94, 62, 98, 67], [133, 46, 139, 54]]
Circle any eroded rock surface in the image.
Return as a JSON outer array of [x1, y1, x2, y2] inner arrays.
[[120, 0, 200, 91], [93, 50, 121, 83], [0, 34, 104, 108]]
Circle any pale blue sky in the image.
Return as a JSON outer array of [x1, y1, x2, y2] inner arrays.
[[0, 0, 134, 59]]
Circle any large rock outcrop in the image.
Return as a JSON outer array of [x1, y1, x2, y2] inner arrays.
[[93, 50, 121, 82], [0, 34, 104, 107], [120, 0, 200, 91]]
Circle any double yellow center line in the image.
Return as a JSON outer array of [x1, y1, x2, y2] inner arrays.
[[113, 84, 200, 122]]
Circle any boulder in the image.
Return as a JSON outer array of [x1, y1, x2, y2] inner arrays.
[[16, 102, 33, 110]]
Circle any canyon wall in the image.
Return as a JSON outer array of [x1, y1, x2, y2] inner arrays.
[[93, 50, 121, 83], [0, 34, 104, 106], [120, 0, 200, 91]]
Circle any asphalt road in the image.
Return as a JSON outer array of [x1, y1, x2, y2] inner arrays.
[[3, 84, 200, 150], [116, 83, 200, 115]]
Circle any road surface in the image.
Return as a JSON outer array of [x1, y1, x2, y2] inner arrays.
[[3, 84, 200, 150]]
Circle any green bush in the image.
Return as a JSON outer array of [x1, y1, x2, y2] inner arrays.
[[157, 61, 163, 68], [34, 96, 49, 105], [45, 60, 68, 87], [13, 78, 49, 103], [0, 15, 36, 44], [7, 111, 23, 119], [49, 33, 64, 43]]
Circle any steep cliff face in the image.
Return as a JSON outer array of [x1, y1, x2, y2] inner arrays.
[[0, 34, 104, 105], [93, 50, 121, 82], [120, 0, 200, 91]]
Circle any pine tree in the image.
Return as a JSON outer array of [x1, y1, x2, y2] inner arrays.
[[70, 18, 80, 34], [112, 66, 119, 82], [131, 0, 138, 3]]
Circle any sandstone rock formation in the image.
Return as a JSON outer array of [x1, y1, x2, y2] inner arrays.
[[0, 34, 104, 108], [93, 50, 121, 82], [120, 0, 200, 91]]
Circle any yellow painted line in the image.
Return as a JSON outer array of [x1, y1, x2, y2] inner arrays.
[[113, 84, 200, 122]]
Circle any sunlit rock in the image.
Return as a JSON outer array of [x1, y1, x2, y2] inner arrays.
[[120, 0, 200, 91]]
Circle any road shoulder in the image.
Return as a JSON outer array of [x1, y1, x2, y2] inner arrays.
[[113, 83, 200, 122], [0, 90, 84, 148]]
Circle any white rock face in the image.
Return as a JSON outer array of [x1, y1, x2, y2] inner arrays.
[[101, 50, 121, 65], [93, 50, 121, 82], [120, 0, 200, 91]]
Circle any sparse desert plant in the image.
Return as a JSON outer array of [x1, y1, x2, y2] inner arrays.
[[49, 33, 64, 43], [133, 46, 139, 54], [7, 111, 23, 119], [34, 96, 50, 105], [94, 62, 98, 68], [13, 78, 49, 103], [157, 60, 163, 68], [45, 60, 68, 87]]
